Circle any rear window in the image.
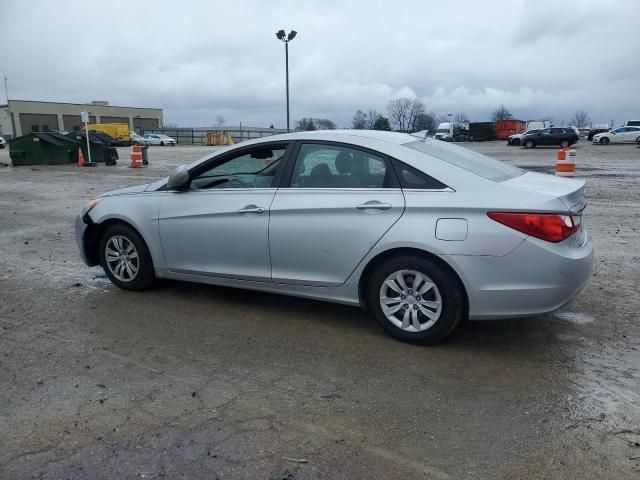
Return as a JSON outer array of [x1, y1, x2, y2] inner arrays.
[[403, 141, 523, 182]]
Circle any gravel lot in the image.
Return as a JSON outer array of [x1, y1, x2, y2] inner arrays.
[[1, 140, 639, 479]]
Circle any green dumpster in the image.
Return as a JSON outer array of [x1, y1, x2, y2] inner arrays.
[[68, 131, 119, 164], [8, 132, 80, 166]]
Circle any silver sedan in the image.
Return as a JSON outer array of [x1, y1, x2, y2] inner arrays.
[[75, 130, 593, 344]]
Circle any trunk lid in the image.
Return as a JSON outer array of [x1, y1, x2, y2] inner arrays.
[[502, 171, 586, 213]]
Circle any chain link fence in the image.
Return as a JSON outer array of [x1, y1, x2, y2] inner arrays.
[[145, 126, 290, 145]]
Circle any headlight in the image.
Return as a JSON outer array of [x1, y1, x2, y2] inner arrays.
[[82, 197, 102, 216]]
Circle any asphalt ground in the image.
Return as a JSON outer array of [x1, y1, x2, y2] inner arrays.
[[1, 139, 639, 479]]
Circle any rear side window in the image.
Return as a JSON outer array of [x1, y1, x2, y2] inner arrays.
[[393, 160, 448, 190], [403, 140, 523, 182]]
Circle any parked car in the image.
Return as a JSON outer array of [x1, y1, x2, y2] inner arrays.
[[596, 126, 640, 144], [0, 136, 6, 149], [521, 127, 579, 148], [75, 130, 593, 344], [624, 120, 640, 127], [593, 126, 640, 145], [587, 127, 609, 140], [144, 134, 176, 146], [507, 128, 541, 146], [130, 132, 150, 146]]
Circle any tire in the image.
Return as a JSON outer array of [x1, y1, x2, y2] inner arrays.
[[600, 137, 609, 145], [367, 255, 465, 345], [560, 139, 570, 148], [160, 141, 165, 146], [524, 139, 535, 149], [99, 224, 155, 290]]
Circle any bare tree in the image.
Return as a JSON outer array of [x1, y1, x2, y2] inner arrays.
[[491, 105, 513, 122], [454, 112, 469, 124], [315, 118, 337, 130], [571, 110, 591, 128], [387, 98, 426, 132], [407, 99, 426, 132], [414, 111, 437, 132], [387, 98, 412, 131], [215, 115, 225, 128], [366, 109, 381, 129], [296, 118, 316, 131], [352, 110, 367, 129]]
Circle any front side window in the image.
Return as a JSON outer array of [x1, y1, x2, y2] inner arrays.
[[191, 145, 286, 189], [539, 129, 552, 135], [290, 144, 389, 188], [550, 128, 564, 134]]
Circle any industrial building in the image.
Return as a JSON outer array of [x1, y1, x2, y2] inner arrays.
[[0, 100, 163, 138]]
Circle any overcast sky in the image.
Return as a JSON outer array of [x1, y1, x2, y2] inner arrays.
[[1, 0, 639, 128]]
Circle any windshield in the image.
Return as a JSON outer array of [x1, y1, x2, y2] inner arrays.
[[435, 128, 449, 133], [403, 140, 523, 182]]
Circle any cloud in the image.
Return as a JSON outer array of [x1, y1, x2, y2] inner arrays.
[[1, 0, 638, 127]]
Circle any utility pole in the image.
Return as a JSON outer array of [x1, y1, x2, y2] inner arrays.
[[3, 74, 16, 138]]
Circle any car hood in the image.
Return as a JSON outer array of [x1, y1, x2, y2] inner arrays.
[[101, 183, 150, 197], [502, 171, 586, 212]]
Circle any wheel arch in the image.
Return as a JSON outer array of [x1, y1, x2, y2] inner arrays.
[[84, 217, 150, 267], [357, 247, 469, 316]]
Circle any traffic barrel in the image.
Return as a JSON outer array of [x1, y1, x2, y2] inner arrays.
[[129, 144, 145, 168], [555, 148, 575, 178]]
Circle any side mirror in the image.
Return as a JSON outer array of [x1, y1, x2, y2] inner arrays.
[[167, 164, 190, 191]]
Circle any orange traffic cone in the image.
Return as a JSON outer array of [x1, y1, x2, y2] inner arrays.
[[555, 148, 575, 178], [77, 148, 85, 166], [129, 144, 144, 168]]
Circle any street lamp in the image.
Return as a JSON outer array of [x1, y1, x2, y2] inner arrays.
[[275, 29, 297, 132]]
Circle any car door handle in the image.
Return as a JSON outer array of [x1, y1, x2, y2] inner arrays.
[[356, 201, 392, 211], [237, 205, 265, 214]]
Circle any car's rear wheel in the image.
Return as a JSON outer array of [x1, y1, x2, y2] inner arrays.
[[524, 139, 535, 149], [560, 139, 570, 148], [600, 137, 609, 145], [367, 256, 465, 344], [99, 224, 155, 290]]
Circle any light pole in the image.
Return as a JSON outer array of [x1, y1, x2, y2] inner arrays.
[[275, 29, 297, 132]]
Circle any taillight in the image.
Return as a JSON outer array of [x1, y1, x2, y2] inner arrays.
[[487, 212, 579, 243]]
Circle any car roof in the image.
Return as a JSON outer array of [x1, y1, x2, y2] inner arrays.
[[243, 129, 418, 146]]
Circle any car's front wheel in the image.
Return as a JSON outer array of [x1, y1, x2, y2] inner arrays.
[[600, 137, 610, 145], [560, 139, 570, 148], [99, 224, 155, 290], [524, 139, 535, 148], [367, 256, 465, 344]]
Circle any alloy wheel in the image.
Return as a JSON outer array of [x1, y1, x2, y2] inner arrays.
[[105, 235, 139, 282], [379, 269, 442, 332]]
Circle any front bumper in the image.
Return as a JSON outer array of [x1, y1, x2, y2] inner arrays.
[[75, 214, 91, 265]]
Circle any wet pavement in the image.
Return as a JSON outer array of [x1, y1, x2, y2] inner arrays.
[[0, 141, 639, 479]]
